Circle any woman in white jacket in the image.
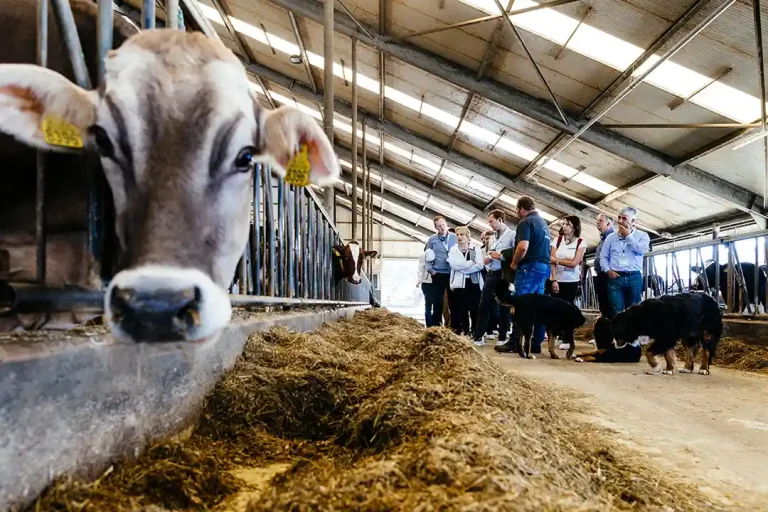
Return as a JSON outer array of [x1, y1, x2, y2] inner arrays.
[[448, 226, 484, 337], [416, 248, 437, 325]]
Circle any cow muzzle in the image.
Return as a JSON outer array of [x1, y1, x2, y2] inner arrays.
[[105, 265, 232, 343]]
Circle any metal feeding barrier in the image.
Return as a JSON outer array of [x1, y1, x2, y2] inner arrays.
[[581, 228, 768, 317], [0, 0, 372, 325]]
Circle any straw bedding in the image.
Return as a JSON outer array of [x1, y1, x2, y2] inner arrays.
[[32, 309, 720, 511]]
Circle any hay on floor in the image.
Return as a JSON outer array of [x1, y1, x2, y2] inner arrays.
[[676, 336, 768, 375], [32, 309, 719, 511]]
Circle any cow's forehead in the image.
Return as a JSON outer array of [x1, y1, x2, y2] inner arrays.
[[103, 30, 253, 120]]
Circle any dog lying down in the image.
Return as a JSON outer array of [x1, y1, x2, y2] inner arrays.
[[611, 292, 723, 375], [495, 279, 585, 360], [574, 317, 642, 363]]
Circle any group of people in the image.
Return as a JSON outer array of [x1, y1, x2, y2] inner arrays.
[[416, 195, 651, 354]]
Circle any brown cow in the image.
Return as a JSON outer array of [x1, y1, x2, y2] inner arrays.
[[333, 241, 376, 285], [0, 1, 340, 342]]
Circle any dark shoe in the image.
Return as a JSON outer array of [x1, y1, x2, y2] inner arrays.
[[494, 342, 518, 353]]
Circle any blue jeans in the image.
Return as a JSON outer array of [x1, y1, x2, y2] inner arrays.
[[607, 272, 643, 318], [508, 262, 550, 350]]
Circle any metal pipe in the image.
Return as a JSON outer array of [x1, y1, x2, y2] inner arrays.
[[351, 36, 359, 240], [491, 0, 569, 126], [142, 0, 156, 29], [755, 0, 768, 209], [277, 179, 286, 297], [264, 166, 276, 296], [35, 0, 50, 285], [238, 251, 247, 294], [308, 200, 315, 298], [669, 66, 732, 111], [361, 121, 368, 249], [97, 0, 113, 82], [554, 6, 591, 60], [288, 10, 317, 93], [402, 0, 583, 40], [253, 164, 262, 295], [531, 0, 737, 175], [50, 0, 92, 89], [0, 282, 368, 315], [601, 123, 761, 129], [338, 0, 374, 39], [322, 0, 335, 220], [298, 190, 306, 297], [166, 0, 180, 29]]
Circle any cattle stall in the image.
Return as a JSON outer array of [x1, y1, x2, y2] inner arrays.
[[0, 1, 375, 509], [580, 228, 768, 317]]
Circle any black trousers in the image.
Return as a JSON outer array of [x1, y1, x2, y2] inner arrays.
[[551, 281, 579, 304], [473, 271, 511, 342], [426, 273, 451, 327], [451, 278, 481, 336], [595, 272, 611, 318]]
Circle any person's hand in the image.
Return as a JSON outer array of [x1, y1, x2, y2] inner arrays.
[[551, 256, 560, 264], [490, 251, 501, 259], [511, 262, 518, 271], [607, 270, 619, 279], [484, 256, 492, 265], [552, 281, 559, 293], [428, 271, 436, 276], [618, 222, 631, 237]]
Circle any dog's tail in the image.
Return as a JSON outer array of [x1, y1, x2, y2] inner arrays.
[[494, 278, 516, 307]]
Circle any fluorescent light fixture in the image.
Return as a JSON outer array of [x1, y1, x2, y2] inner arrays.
[[731, 130, 768, 151], [289, 54, 302, 64]]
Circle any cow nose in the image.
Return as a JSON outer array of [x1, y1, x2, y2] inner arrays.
[[109, 285, 202, 342]]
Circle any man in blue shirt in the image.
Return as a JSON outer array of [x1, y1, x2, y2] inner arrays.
[[593, 214, 614, 318], [473, 209, 515, 346], [424, 215, 457, 327], [495, 197, 552, 355], [598, 207, 650, 319]]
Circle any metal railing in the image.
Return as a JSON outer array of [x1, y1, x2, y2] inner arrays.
[[581, 229, 768, 317], [230, 163, 374, 306], [0, 0, 371, 322]]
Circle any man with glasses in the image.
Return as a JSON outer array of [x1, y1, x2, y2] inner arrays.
[[599, 207, 650, 318]]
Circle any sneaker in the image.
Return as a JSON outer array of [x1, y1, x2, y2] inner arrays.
[[486, 332, 498, 340], [558, 343, 570, 350], [474, 339, 486, 347]]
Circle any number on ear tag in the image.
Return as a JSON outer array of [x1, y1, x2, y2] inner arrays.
[[41, 116, 84, 149], [284, 144, 311, 187]]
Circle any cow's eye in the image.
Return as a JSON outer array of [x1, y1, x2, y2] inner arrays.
[[88, 125, 114, 157], [234, 147, 256, 172]]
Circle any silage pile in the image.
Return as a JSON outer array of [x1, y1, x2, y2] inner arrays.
[[675, 336, 768, 375], [32, 309, 717, 511]]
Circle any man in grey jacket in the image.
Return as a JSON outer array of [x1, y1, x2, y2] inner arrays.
[[424, 216, 457, 327]]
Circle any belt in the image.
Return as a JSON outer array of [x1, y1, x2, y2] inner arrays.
[[614, 270, 641, 276]]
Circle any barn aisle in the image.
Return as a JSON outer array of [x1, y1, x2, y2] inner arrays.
[[485, 345, 768, 510]]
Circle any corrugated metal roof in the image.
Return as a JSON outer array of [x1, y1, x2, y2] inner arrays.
[[199, 0, 768, 247]]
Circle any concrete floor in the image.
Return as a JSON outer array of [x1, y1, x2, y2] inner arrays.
[[483, 344, 768, 510]]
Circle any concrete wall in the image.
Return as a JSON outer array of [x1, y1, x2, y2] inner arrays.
[[0, 306, 368, 511]]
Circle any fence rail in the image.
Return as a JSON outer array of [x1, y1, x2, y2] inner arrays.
[[580, 229, 768, 317]]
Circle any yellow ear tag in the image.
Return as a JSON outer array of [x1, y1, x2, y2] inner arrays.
[[41, 116, 84, 149], [284, 143, 311, 187]]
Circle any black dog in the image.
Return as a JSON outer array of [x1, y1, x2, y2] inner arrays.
[[574, 317, 642, 364], [612, 292, 722, 375], [495, 279, 585, 359]]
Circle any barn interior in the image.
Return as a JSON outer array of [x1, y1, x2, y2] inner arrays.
[[2, 0, 768, 510]]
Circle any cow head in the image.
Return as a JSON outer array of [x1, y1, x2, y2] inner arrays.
[[0, 30, 340, 343], [332, 241, 376, 284]]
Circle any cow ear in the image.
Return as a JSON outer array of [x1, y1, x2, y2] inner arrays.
[[363, 250, 377, 258], [261, 106, 340, 187], [333, 245, 344, 253], [0, 64, 97, 152]]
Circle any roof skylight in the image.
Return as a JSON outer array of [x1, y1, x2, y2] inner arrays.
[[458, 0, 762, 123]]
